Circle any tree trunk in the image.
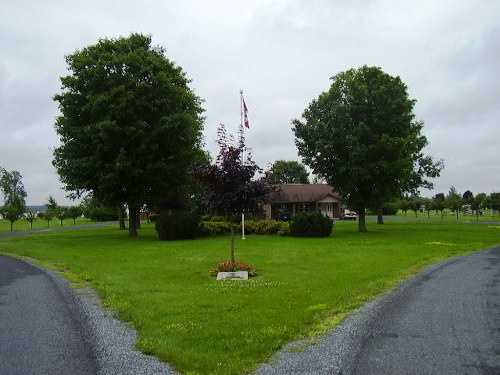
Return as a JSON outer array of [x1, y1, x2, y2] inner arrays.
[[230, 223, 235, 262], [377, 207, 384, 224], [128, 205, 138, 237], [358, 208, 367, 232], [118, 205, 126, 230]]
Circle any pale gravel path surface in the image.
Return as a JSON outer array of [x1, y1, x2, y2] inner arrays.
[[253, 246, 500, 375]]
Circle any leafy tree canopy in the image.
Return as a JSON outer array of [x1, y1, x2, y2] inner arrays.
[[293, 65, 443, 231], [52, 33, 205, 236], [490, 192, 500, 212], [192, 124, 272, 218], [0, 168, 27, 231], [191, 124, 273, 261], [266, 160, 309, 184]]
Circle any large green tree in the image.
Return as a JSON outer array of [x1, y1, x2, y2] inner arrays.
[[0, 168, 27, 231], [266, 160, 309, 184], [293, 65, 442, 231], [53, 33, 205, 236]]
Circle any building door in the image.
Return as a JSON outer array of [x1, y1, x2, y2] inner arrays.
[[320, 203, 333, 219]]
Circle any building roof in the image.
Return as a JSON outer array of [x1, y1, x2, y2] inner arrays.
[[269, 184, 340, 203]]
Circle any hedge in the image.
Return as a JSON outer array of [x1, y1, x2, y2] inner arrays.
[[289, 212, 333, 237]]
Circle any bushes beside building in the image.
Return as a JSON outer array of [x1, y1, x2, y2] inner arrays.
[[156, 212, 333, 240], [289, 212, 333, 237]]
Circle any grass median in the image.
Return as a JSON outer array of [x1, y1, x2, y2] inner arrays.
[[1, 220, 499, 374]]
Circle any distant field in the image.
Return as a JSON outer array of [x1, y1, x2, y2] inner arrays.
[[1, 221, 499, 374]]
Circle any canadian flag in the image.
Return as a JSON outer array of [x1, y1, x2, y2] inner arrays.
[[243, 98, 249, 128]]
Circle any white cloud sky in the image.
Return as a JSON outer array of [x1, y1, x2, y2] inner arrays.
[[1, 0, 498, 205]]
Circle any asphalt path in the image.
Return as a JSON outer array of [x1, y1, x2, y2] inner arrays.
[[255, 246, 500, 374], [0, 255, 177, 374], [0, 255, 97, 374]]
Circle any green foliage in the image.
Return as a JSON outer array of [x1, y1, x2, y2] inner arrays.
[[0, 168, 27, 208], [490, 192, 500, 212], [155, 210, 203, 240], [0, 168, 27, 230], [266, 160, 309, 184], [244, 220, 290, 235], [53, 33, 205, 237], [83, 204, 118, 222], [201, 220, 231, 236], [369, 201, 399, 216], [289, 212, 333, 237], [66, 205, 83, 225], [0, 204, 25, 231], [293, 65, 442, 232], [25, 210, 37, 229], [445, 186, 463, 219], [201, 219, 290, 236]]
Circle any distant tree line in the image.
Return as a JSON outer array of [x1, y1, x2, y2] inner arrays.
[[394, 187, 500, 220]]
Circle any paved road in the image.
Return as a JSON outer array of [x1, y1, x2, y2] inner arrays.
[[255, 246, 500, 374], [0, 254, 177, 374], [0, 255, 97, 374]]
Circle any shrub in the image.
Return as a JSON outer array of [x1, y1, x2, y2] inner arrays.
[[155, 210, 203, 240], [148, 213, 158, 222], [84, 206, 119, 222], [289, 212, 333, 237], [244, 220, 289, 235], [201, 221, 231, 236], [201, 219, 290, 236]]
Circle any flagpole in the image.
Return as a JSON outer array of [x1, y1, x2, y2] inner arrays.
[[240, 90, 245, 164], [240, 90, 246, 240]]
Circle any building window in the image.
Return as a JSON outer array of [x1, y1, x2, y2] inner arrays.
[[299, 203, 310, 212]]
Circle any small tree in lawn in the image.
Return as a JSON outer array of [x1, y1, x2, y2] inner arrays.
[[433, 193, 446, 219], [57, 208, 67, 226], [446, 187, 463, 220], [0, 203, 24, 231], [471, 193, 487, 220], [66, 205, 83, 225], [192, 124, 273, 263], [398, 198, 412, 217], [38, 210, 54, 227], [26, 210, 37, 229]]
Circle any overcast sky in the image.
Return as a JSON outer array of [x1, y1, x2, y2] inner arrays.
[[1, 0, 498, 205]]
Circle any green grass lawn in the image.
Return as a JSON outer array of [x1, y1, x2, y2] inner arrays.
[[0, 216, 94, 232], [1, 221, 499, 374]]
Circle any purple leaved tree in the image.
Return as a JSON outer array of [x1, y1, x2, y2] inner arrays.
[[192, 124, 273, 262]]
